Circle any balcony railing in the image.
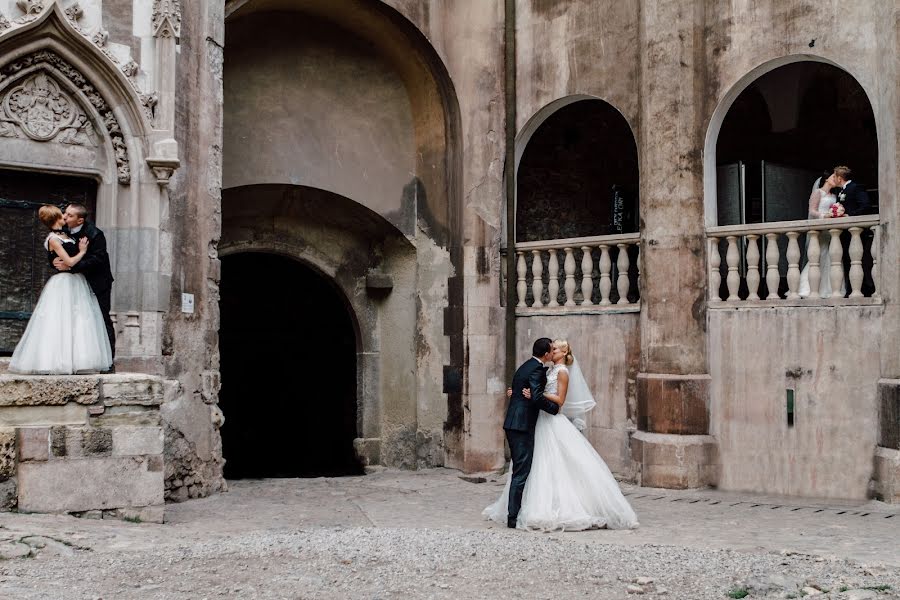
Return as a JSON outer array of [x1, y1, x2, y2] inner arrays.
[[513, 233, 641, 314], [707, 215, 880, 305]]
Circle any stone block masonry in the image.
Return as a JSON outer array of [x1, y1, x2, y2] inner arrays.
[[0, 373, 166, 522]]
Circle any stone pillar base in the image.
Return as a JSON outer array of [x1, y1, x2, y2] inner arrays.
[[353, 437, 381, 467], [872, 446, 900, 503], [631, 431, 718, 489]]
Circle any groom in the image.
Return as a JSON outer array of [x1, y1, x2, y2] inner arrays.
[[52, 203, 116, 360], [833, 166, 874, 295], [503, 337, 560, 528]]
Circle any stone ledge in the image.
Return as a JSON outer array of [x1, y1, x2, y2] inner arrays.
[[872, 446, 900, 504], [631, 431, 719, 489], [0, 375, 100, 407]]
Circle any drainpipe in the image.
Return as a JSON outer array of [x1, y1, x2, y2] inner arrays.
[[504, 0, 517, 383]]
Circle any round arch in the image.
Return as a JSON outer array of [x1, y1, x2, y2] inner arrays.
[[512, 95, 640, 242], [703, 54, 879, 227]]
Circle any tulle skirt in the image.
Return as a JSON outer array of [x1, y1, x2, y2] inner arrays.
[[483, 412, 639, 531], [8, 273, 113, 375]]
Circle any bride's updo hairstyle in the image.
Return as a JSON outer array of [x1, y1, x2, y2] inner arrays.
[[38, 204, 63, 229], [554, 339, 574, 366]]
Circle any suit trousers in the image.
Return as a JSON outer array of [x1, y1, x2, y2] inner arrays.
[[96, 287, 115, 360], [505, 428, 535, 525]]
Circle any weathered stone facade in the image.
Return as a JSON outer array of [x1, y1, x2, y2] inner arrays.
[[0, 0, 896, 513]]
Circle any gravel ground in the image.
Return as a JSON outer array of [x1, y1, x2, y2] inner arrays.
[[0, 470, 898, 599]]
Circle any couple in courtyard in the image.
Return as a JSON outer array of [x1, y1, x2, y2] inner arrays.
[[483, 337, 639, 531], [798, 165, 872, 298], [8, 203, 114, 375]]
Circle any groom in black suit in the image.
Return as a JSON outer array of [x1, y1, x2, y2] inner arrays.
[[833, 166, 875, 295], [52, 203, 116, 360], [503, 337, 560, 528]]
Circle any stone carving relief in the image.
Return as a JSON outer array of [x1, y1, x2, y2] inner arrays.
[[0, 71, 97, 145], [0, 51, 131, 183], [0, 13, 10, 32], [14, 0, 45, 24], [152, 0, 181, 39]]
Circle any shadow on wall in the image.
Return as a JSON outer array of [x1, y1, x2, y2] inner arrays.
[[218, 252, 362, 479]]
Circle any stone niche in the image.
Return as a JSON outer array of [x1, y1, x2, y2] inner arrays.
[[0, 371, 165, 523]]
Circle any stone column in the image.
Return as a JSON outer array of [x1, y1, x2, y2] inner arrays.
[[632, 0, 717, 489], [873, 2, 900, 503]]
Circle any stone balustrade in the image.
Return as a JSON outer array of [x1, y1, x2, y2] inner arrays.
[[514, 233, 641, 313], [707, 215, 880, 304]]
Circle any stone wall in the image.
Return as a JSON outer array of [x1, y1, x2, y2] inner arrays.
[[709, 306, 882, 499], [0, 372, 165, 522]]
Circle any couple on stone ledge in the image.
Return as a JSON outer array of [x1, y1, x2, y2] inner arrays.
[[483, 337, 639, 531], [8, 203, 114, 375]]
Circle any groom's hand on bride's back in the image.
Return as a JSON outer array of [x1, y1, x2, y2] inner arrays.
[[53, 257, 70, 272]]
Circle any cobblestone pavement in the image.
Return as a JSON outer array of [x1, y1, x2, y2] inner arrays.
[[1, 469, 898, 599]]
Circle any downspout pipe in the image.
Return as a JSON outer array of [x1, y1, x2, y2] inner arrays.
[[504, 0, 517, 384]]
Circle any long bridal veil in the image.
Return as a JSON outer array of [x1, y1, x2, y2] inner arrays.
[[560, 358, 596, 431]]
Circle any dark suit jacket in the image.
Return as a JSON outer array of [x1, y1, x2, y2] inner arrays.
[[503, 358, 560, 432], [838, 181, 871, 216], [54, 222, 114, 294]]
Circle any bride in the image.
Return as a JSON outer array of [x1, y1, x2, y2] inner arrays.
[[799, 174, 845, 298], [483, 340, 639, 531], [8, 205, 113, 375]]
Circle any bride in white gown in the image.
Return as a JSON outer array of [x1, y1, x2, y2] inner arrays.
[[8, 205, 113, 375], [483, 340, 639, 531], [799, 174, 845, 298]]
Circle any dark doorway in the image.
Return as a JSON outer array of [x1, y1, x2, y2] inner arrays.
[[219, 253, 362, 478], [517, 99, 639, 242]]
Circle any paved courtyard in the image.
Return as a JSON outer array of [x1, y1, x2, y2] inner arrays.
[[1, 469, 898, 599]]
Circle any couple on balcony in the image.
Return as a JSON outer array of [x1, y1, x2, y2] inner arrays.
[[483, 337, 639, 532], [799, 165, 871, 298]]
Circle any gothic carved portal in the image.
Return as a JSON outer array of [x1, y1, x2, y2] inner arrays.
[[0, 50, 131, 183]]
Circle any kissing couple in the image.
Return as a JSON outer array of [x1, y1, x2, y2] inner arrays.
[[483, 337, 638, 531]]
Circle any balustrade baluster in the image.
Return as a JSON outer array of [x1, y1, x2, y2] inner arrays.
[[547, 249, 560, 307], [828, 229, 843, 298], [765, 233, 780, 299], [635, 242, 641, 300], [806, 231, 821, 298], [531, 250, 544, 308], [616, 243, 631, 305], [598, 245, 612, 305], [871, 225, 880, 299], [848, 227, 864, 298], [785, 231, 801, 299], [725, 236, 740, 301], [580, 246, 594, 306], [745, 235, 760, 300], [709, 237, 721, 302], [516, 251, 527, 307], [563, 248, 576, 306]]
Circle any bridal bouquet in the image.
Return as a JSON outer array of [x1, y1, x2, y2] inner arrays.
[[830, 203, 846, 218]]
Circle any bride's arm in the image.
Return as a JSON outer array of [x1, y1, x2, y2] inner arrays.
[[807, 189, 825, 219], [48, 236, 88, 268], [543, 371, 568, 407]]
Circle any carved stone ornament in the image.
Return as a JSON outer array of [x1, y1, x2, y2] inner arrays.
[[0, 13, 11, 32], [14, 0, 45, 24], [146, 156, 179, 186], [152, 0, 181, 39], [0, 50, 131, 183], [63, 2, 83, 27]]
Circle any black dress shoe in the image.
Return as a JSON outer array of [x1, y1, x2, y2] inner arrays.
[[507, 520, 517, 529]]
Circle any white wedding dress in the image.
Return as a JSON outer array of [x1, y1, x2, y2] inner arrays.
[[798, 190, 845, 298], [483, 363, 639, 531], [8, 234, 113, 375]]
